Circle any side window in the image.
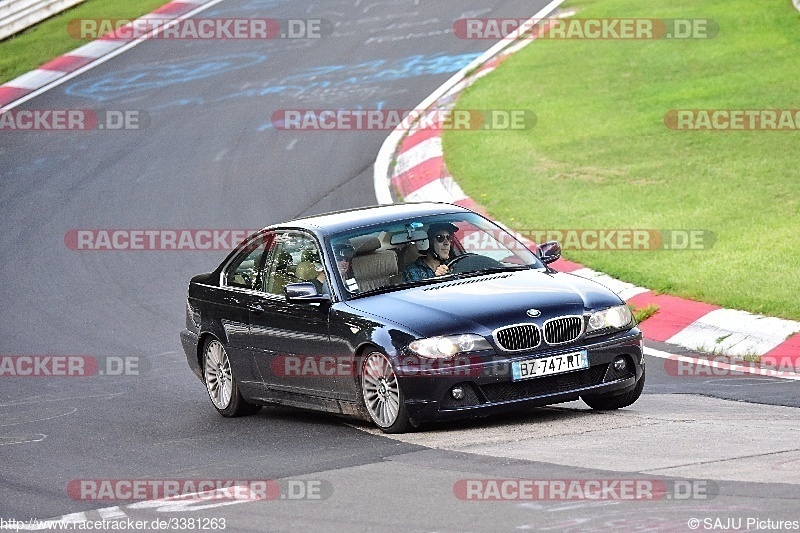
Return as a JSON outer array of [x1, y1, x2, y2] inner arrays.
[[263, 231, 325, 295], [225, 234, 271, 290]]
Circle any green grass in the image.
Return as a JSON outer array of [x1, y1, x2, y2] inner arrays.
[[1, 0, 170, 84], [443, 0, 800, 320], [631, 303, 659, 324]]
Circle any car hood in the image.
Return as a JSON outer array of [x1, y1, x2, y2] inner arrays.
[[344, 269, 624, 337]]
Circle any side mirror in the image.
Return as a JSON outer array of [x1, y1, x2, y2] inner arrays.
[[537, 241, 562, 265], [284, 282, 331, 305]]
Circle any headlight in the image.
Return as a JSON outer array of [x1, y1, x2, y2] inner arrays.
[[587, 305, 633, 334], [408, 334, 493, 359]]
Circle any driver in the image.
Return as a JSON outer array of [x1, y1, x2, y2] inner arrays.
[[402, 222, 458, 282]]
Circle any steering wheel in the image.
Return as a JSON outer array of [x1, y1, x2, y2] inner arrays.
[[445, 253, 502, 274]]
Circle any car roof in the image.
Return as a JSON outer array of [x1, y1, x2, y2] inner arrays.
[[267, 202, 471, 237]]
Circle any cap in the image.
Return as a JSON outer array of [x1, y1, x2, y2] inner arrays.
[[333, 242, 356, 261], [427, 222, 458, 239]]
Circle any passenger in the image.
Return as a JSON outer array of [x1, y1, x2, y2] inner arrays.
[[402, 223, 457, 282], [310, 264, 328, 295], [313, 242, 356, 294], [332, 242, 356, 280]]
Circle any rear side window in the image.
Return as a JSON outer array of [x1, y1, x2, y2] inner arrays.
[[262, 231, 324, 295], [225, 234, 272, 290]]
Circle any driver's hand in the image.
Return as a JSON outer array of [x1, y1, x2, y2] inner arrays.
[[434, 264, 450, 277]]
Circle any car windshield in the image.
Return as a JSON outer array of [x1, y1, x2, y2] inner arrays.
[[327, 212, 544, 298]]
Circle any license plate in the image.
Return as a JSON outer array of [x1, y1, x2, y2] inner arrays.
[[511, 350, 589, 381]]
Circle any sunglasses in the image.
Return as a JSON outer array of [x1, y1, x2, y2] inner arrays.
[[434, 234, 452, 243]]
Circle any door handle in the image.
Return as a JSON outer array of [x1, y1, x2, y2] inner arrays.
[[248, 303, 265, 314]]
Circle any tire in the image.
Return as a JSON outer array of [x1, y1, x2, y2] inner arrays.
[[203, 338, 260, 417], [360, 351, 412, 434], [582, 366, 645, 410]]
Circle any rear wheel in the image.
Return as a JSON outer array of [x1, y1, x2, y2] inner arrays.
[[360, 351, 411, 433], [582, 367, 645, 410], [203, 338, 260, 417]]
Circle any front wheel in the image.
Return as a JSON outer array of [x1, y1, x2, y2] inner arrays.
[[582, 367, 645, 410], [360, 351, 411, 433], [203, 338, 260, 417]]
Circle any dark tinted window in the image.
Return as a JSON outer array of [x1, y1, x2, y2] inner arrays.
[[225, 234, 271, 290]]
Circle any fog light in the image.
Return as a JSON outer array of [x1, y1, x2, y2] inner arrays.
[[613, 357, 627, 372], [451, 386, 465, 400]]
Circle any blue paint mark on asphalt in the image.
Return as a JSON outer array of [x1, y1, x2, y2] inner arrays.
[[1, 153, 75, 179], [64, 54, 267, 102], [65, 52, 480, 109], [170, 52, 480, 110]]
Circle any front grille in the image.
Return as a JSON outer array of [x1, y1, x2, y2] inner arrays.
[[494, 324, 541, 352], [480, 364, 608, 403], [544, 316, 584, 345]]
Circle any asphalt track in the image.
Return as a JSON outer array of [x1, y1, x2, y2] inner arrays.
[[1, 0, 798, 530]]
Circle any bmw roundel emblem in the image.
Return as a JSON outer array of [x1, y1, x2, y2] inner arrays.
[[526, 309, 541, 318]]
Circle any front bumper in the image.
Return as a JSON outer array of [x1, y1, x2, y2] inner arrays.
[[398, 328, 644, 424]]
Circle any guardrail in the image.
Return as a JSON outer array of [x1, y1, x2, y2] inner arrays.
[[0, 0, 86, 41]]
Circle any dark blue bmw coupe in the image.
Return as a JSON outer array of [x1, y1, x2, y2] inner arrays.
[[181, 202, 644, 433]]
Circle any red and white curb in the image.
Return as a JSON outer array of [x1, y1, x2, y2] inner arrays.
[[372, 0, 800, 372], [0, 0, 223, 110]]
